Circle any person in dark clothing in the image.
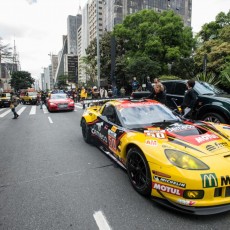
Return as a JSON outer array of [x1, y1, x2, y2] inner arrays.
[[146, 76, 153, 92], [181, 79, 197, 118], [10, 98, 19, 119], [147, 83, 166, 104], [40, 91, 47, 109]]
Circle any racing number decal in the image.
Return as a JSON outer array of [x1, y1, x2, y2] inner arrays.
[[108, 135, 116, 152], [144, 130, 167, 139]]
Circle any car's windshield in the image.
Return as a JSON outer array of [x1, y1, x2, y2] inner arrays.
[[1, 93, 10, 97], [119, 104, 180, 127], [194, 82, 226, 95], [50, 94, 68, 99], [28, 92, 37, 96]]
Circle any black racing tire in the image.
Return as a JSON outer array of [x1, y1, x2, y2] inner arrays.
[[126, 147, 152, 196], [201, 112, 227, 124], [81, 119, 92, 144], [22, 99, 26, 105]]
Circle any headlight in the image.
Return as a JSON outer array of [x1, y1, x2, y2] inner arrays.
[[50, 102, 57, 106], [69, 101, 74, 105], [165, 149, 209, 170]]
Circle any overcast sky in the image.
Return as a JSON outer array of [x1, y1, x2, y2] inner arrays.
[[0, 0, 229, 79]]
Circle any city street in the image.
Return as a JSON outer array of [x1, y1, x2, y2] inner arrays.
[[0, 103, 230, 230]]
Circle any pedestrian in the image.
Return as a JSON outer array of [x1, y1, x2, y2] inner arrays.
[[80, 86, 87, 109], [10, 98, 19, 119], [181, 79, 197, 118], [100, 87, 108, 98], [112, 85, 118, 97], [92, 86, 100, 99], [131, 77, 140, 92], [153, 78, 166, 92], [120, 86, 126, 97], [40, 91, 46, 109], [147, 82, 166, 104], [146, 76, 153, 92]]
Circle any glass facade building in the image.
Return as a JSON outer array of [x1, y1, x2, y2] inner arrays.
[[103, 0, 192, 32]]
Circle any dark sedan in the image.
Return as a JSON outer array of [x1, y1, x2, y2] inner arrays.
[[162, 80, 230, 124]]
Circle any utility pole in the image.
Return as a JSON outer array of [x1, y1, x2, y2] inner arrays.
[[96, 0, 100, 88]]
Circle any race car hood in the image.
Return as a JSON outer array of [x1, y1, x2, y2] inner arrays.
[[136, 121, 230, 158]]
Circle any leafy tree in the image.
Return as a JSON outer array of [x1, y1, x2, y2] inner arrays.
[[10, 71, 34, 91], [113, 9, 194, 83], [194, 11, 230, 87], [57, 74, 68, 89]]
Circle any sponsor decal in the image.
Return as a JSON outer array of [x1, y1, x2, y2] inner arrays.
[[96, 122, 103, 131], [201, 173, 218, 188], [144, 130, 167, 139], [195, 134, 220, 144], [206, 142, 228, 151], [221, 175, 230, 186], [91, 128, 107, 143], [147, 127, 160, 131], [108, 129, 117, 138], [111, 126, 117, 132], [108, 130, 117, 152], [154, 176, 186, 188], [223, 126, 230, 130], [177, 199, 196, 206], [152, 182, 184, 196], [166, 124, 195, 133], [145, 140, 157, 146]]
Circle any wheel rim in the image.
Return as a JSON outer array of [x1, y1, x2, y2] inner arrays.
[[204, 116, 220, 123], [128, 151, 148, 189]]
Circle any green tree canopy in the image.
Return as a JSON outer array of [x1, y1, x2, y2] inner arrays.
[[194, 11, 230, 86], [10, 71, 35, 91], [113, 9, 194, 83], [57, 74, 68, 89]]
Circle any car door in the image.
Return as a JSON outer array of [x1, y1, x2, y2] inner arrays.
[[99, 104, 124, 158], [164, 81, 187, 109]]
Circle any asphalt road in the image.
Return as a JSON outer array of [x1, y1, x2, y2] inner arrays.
[[0, 103, 230, 230]]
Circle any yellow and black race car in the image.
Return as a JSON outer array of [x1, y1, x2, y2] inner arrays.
[[80, 98, 230, 215]]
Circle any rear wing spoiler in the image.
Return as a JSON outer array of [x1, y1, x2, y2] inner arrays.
[[82, 97, 131, 105]]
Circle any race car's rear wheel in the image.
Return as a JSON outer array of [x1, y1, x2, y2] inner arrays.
[[81, 119, 92, 144], [126, 147, 152, 196]]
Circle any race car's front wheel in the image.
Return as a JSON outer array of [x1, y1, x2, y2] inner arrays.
[[127, 147, 152, 196], [81, 119, 92, 144]]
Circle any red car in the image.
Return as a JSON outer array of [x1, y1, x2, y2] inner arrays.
[[47, 93, 75, 112]]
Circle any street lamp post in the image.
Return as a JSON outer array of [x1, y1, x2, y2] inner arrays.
[[96, 0, 100, 88]]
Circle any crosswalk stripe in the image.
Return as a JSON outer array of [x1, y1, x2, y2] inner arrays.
[[43, 106, 49, 114], [17, 107, 26, 115], [29, 106, 36, 115], [0, 108, 7, 112], [0, 109, 11, 118]]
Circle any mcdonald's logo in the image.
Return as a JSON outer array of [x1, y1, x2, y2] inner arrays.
[[201, 173, 218, 188]]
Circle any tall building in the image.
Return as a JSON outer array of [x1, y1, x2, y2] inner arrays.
[[103, 0, 192, 32], [77, 3, 89, 84], [88, 0, 104, 43], [67, 14, 82, 55], [54, 35, 68, 83]]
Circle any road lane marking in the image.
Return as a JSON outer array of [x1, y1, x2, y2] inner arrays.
[[48, 116, 53, 123], [43, 106, 49, 114], [0, 109, 11, 118], [17, 107, 26, 115], [29, 105, 36, 115], [93, 211, 112, 230]]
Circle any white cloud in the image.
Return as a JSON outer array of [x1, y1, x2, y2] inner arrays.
[[26, 0, 37, 4]]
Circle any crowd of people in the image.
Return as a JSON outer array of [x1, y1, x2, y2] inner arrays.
[[9, 76, 197, 119]]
